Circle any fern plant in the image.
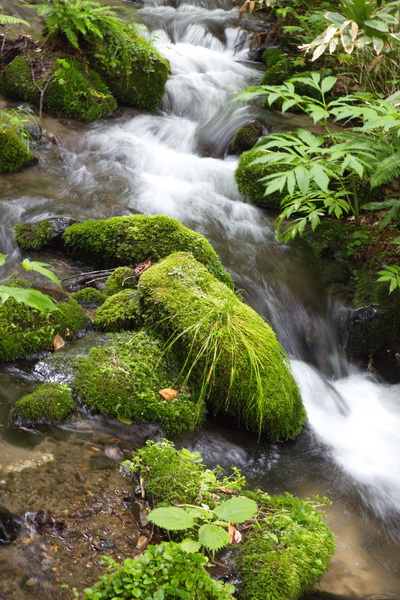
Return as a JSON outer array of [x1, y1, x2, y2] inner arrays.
[[34, 0, 123, 50], [0, 13, 30, 27]]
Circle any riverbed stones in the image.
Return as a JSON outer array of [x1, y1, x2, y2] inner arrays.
[[137, 252, 306, 440]]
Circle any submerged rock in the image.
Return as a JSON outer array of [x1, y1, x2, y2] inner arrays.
[[0, 506, 21, 544], [62, 214, 233, 288], [137, 252, 305, 440]]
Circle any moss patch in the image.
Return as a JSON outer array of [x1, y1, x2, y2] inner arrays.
[[14, 220, 54, 250], [84, 22, 169, 110], [0, 293, 87, 362], [235, 148, 287, 208], [239, 491, 335, 600], [62, 215, 233, 288], [14, 382, 74, 425], [93, 289, 140, 332], [104, 267, 137, 296], [74, 330, 205, 436], [228, 121, 264, 155], [2, 54, 116, 121], [0, 128, 32, 174], [137, 252, 305, 440]]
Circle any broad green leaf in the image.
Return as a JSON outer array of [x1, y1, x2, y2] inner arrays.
[[213, 496, 257, 523], [321, 76, 337, 94], [365, 18, 388, 32], [154, 589, 164, 600], [180, 539, 202, 553], [294, 166, 310, 195], [148, 507, 195, 531], [0, 253, 8, 266], [21, 259, 62, 289], [0, 286, 58, 312], [198, 524, 230, 552]]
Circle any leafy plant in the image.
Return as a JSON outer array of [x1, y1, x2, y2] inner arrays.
[[0, 253, 61, 312], [0, 12, 30, 28], [78, 541, 235, 600], [148, 496, 258, 554], [0, 109, 37, 149]]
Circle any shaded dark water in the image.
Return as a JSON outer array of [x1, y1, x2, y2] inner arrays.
[[1, 0, 400, 596]]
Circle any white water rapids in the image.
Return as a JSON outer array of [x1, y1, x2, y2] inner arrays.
[[1, 0, 400, 593]]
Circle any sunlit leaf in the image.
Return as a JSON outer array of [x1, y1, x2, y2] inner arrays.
[[213, 497, 258, 522], [21, 259, 62, 289], [198, 524, 230, 552], [148, 507, 195, 531]]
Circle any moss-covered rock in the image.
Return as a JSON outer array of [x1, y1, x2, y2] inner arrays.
[[262, 47, 287, 68], [0, 293, 88, 362], [137, 252, 305, 440], [239, 491, 335, 600], [62, 215, 233, 288], [74, 287, 106, 308], [262, 56, 294, 86], [2, 55, 116, 121], [14, 220, 54, 250], [235, 148, 287, 208], [74, 330, 204, 436], [0, 128, 33, 174], [228, 121, 264, 155], [84, 23, 169, 110], [104, 267, 137, 296], [93, 289, 140, 332], [14, 382, 74, 425]]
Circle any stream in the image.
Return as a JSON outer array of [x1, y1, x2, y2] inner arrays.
[[1, 0, 400, 597]]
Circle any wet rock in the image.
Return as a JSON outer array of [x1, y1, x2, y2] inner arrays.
[[14, 217, 78, 252], [34, 510, 54, 528], [131, 500, 149, 527], [0, 506, 21, 544]]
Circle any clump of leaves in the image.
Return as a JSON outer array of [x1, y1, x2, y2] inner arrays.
[[78, 541, 235, 600], [0, 109, 37, 150]]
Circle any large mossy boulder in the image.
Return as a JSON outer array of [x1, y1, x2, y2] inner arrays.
[[239, 491, 335, 600], [2, 55, 116, 121], [0, 294, 87, 362], [14, 382, 74, 425], [62, 215, 233, 288], [0, 129, 33, 174], [137, 252, 305, 440], [235, 148, 287, 208], [84, 23, 169, 110], [73, 330, 204, 436]]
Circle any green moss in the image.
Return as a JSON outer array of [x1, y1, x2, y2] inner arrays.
[[235, 148, 287, 208], [0, 293, 87, 362], [262, 56, 294, 86], [239, 491, 335, 600], [262, 48, 286, 68], [104, 267, 137, 296], [228, 121, 264, 155], [74, 330, 205, 436], [74, 287, 106, 308], [93, 289, 140, 332], [137, 252, 305, 440], [85, 23, 169, 110], [14, 383, 74, 424], [0, 129, 32, 174], [62, 215, 233, 288], [14, 220, 54, 250], [2, 55, 116, 121]]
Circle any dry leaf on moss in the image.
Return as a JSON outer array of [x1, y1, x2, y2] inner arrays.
[[53, 333, 65, 351], [158, 388, 178, 401]]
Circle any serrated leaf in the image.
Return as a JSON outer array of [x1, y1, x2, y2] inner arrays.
[[148, 507, 194, 531], [213, 497, 257, 523], [180, 539, 202, 553], [198, 524, 230, 552]]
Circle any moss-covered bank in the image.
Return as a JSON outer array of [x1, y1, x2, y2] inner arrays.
[[14, 382, 74, 425], [235, 148, 287, 208], [74, 330, 205, 436], [0, 128, 33, 174], [62, 215, 233, 288], [0, 293, 87, 362], [137, 252, 305, 440]]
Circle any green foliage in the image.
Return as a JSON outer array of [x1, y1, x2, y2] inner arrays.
[[0, 12, 30, 27], [0, 128, 32, 174], [74, 331, 205, 436], [235, 148, 289, 207], [78, 542, 235, 600], [62, 215, 233, 288], [149, 497, 257, 554], [138, 252, 305, 440], [122, 439, 246, 506], [74, 287, 106, 308], [14, 220, 54, 251], [239, 491, 335, 600], [34, 0, 122, 50], [14, 383, 74, 424], [377, 262, 400, 293], [93, 289, 140, 331], [0, 109, 37, 149], [104, 266, 136, 296]]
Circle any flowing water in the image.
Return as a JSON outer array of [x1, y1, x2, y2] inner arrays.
[[1, 0, 400, 596]]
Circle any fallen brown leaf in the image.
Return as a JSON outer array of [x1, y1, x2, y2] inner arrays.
[[219, 486, 234, 494], [53, 333, 65, 351], [159, 388, 178, 401]]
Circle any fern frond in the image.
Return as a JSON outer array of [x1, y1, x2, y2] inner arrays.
[[0, 14, 30, 27], [370, 151, 400, 187]]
